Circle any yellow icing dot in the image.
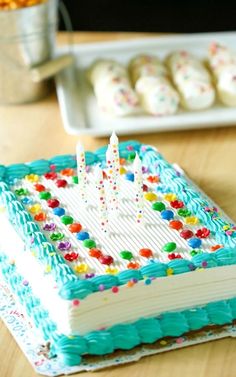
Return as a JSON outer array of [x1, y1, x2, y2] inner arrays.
[[167, 268, 174, 276], [144, 192, 158, 202], [49, 252, 56, 257], [25, 174, 39, 182], [31, 250, 37, 257], [223, 225, 230, 230], [45, 265, 51, 273], [28, 203, 42, 214], [105, 267, 119, 275], [103, 297, 108, 302], [160, 340, 167, 346], [120, 167, 127, 175], [185, 216, 199, 225], [67, 336, 75, 339], [74, 263, 88, 273], [163, 193, 177, 202]]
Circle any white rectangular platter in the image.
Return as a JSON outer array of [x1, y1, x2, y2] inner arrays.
[[55, 32, 236, 136]]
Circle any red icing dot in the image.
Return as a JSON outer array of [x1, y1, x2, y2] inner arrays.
[[89, 248, 102, 258], [180, 229, 194, 239], [99, 255, 114, 265], [64, 252, 79, 262], [147, 175, 159, 183], [168, 253, 183, 260], [34, 212, 47, 222], [142, 184, 148, 192], [169, 220, 183, 231], [127, 262, 140, 270], [44, 172, 57, 180], [68, 223, 82, 233], [111, 286, 119, 293], [170, 200, 184, 209], [56, 179, 67, 188], [139, 248, 153, 258], [195, 227, 210, 238], [34, 183, 45, 192], [102, 171, 107, 179], [47, 198, 60, 208], [73, 299, 80, 306], [61, 168, 74, 176]]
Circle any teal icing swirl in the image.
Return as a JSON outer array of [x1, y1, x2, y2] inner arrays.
[[215, 247, 236, 266], [1, 190, 16, 204], [5, 163, 30, 179], [206, 301, 233, 325], [215, 232, 236, 247], [183, 308, 209, 330], [22, 221, 40, 235], [84, 331, 114, 355], [14, 210, 32, 225], [91, 275, 119, 291], [229, 298, 236, 317], [109, 324, 140, 349], [85, 151, 97, 165], [159, 312, 189, 337], [7, 201, 25, 215], [49, 155, 77, 171], [59, 280, 93, 300], [191, 253, 218, 268], [0, 181, 9, 193], [167, 259, 192, 274], [140, 262, 167, 278], [0, 165, 6, 179], [118, 269, 142, 284], [27, 159, 50, 175], [135, 318, 163, 343]]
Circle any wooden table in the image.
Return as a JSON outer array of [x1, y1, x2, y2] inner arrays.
[[1, 32, 236, 377]]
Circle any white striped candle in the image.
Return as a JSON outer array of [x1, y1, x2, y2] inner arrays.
[[133, 153, 144, 223], [76, 142, 87, 204]]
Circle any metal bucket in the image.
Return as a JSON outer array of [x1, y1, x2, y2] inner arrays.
[[0, 0, 60, 104]]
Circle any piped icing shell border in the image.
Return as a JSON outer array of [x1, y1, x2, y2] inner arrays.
[[1, 141, 236, 300]]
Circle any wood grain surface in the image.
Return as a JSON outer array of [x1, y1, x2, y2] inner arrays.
[[0, 32, 236, 377]]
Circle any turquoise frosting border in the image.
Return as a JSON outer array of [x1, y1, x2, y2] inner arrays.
[[1, 141, 236, 300], [1, 250, 236, 367]]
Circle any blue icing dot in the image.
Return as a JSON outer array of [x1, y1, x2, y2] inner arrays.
[[125, 172, 134, 182], [161, 210, 174, 220], [21, 197, 33, 205], [188, 238, 202, 249], [76, 231, 89, 241], [53, 207, 65, 216]]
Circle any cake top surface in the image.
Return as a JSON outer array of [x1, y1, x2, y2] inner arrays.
[[0, 140, 236, 301]]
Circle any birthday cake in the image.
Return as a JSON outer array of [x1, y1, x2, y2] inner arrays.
[[1, 136, 236, 368]]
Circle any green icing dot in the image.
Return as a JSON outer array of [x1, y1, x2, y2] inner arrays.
[[61, 215, 74, 225], [72, 176, 79, 184], [39, 191, 51, 200], [190, 249, 203, 257], [83, 239, 96, 249], [127, 151, 136, 161], [50, 233, 64, 241], [162, 242, 177, 253], [120, 250, 133, 260], [15, 188, 29, 196], [152, 202, 166, 212], [177, 208, 191, 217]]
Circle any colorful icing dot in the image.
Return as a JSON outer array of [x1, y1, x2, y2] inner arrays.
[[39, 191, 51, 200], [22, 279, 29, 286], [44, 172, 57, 180], [160, 340, 167, 346], [169, 220, 183, 230], [188, 238, 202, 249], [139, 248, 153, 258], [144, 192, 158, 202], [47, 198, 60, 208], [161, 210, 174, 220], [168, 253, 182, 260], [190, 249, 203, 256], [195, 228, 210, 238], [83, 239, 96, 249], [127, 151, 136, 161], [127, 281, 135, 288], [25, 174, 39, 182], [76, 232, 89, 241], [34, 212, 46, 222], [180, 229, 194, 239], [210, 244, 223, 252], [119, 158, 126, 165], [120, 250, 133, 260], [64, 252, 79, 262], [58, 241, 71, 251], [28, 204, 42, 214], [99, 284, 105, 291], [120, 167, 127, 175], [72, 176, 79, 184], [127, 262, 140, 270], [162, 242, 177, 253], [61, 168, 74, 176], [202, 261, 208, 268], [74, 263, 88, 273], [89, 248, 102, 258], [53, 207, 65, 217], [85, 273, 95, 279], [99, 255, 114, 265], [68, 223, 82, 233], [142, 184, 148, 192], [111, 286, 119, 293], [61, 215, 74, 225], [72, 299, 80, 306], [176, 337, 184, 344], [105, 267, 119, 274], [170, 200, 184, 209], [34, 183, 45, 192], [50, 233, 64, 241], [125, 172, 134, 182], [177, 208, 191, 217], [163, 193, 177, 202], [21, 197, 32, 204], [144, 278, 152, 285], [166, 268, 174, 276], [43, 223, 56, 231], [44, 265, 51, 273], [152, 202, 166, 212], [185, 216, 199, 225], [147, 175, 159, 183], [15, 188, 29, 196], [56, 179, 68, 188]]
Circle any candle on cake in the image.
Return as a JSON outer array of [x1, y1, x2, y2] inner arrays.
[[133, 153, 144, 223], [109, 131, 120, 194], [106, 145, 118, 211], [76, 142, 87, 204], [94, 165, 109, 233]]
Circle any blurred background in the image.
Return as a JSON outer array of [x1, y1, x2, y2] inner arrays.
[[60, 0, 236, 32]]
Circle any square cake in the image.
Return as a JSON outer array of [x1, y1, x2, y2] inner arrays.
[[0, 137, 236, 368]]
